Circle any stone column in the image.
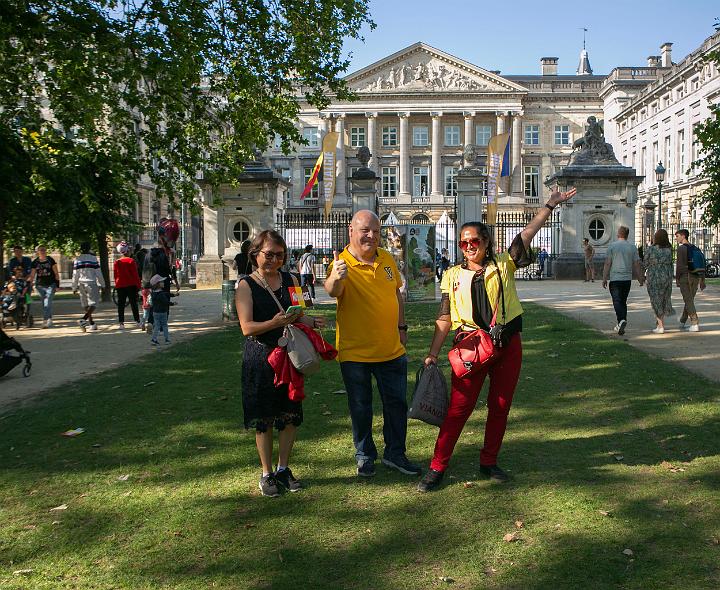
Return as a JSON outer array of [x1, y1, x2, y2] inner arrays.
[[334, 114, 346, 201], [463, 111, 475, 150], [319, 113, 329, 139], [399, 112, 410, 196], [496, 111, 506, 135], [431, 112, 443, 196], [366, 112, 377, 173], [511, 112, 523, 196]]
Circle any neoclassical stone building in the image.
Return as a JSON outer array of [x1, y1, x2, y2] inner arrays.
[[265, 42, 606, 222]]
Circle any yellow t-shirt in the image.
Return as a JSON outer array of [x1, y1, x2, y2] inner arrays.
[[440, 253, 524, 330], [328, 247, 405, 363]]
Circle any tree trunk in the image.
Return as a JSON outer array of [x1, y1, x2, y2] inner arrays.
[[97, 231, 112, 302]]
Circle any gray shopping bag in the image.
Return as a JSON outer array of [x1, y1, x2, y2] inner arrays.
[[408, 363, 449, 427]]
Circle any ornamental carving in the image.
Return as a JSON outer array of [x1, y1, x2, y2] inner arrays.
[[353, 58, 499, 93], [569, 116, 621, 166]]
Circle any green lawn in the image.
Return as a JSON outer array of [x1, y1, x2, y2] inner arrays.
[[1, 302, 719, 589]]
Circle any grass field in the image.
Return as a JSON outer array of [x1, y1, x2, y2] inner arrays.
[[1, 302, 719, 589]]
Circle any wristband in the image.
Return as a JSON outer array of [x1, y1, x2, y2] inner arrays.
[[545, 203, 555, 211], [398, 324, 408, 331]]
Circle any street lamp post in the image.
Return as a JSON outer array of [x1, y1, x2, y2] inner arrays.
[[655, 161, 666, 230]]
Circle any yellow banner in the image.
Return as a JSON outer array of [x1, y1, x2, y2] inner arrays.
[[486, 133, 510, 226], [321, 131, 339, 216]]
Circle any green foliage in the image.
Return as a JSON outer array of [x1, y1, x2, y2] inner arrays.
[[693, 19, 720, 225], [0, 0, 374, 205]]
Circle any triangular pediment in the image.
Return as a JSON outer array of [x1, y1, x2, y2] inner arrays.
[[345, 42, 527, 94]]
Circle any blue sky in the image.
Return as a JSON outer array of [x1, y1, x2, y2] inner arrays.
[[342, 0, 719, 76]]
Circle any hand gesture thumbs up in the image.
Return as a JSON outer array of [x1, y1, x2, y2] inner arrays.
[[332, 250, 347, 280]]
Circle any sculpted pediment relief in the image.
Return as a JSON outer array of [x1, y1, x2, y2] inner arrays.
[[346, 46, 522, 94]]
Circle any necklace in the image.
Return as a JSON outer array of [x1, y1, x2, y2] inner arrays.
[[252, 270, 281, 292]]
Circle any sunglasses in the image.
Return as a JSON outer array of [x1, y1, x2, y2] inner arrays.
[[260, 250, 285, 261], [458, 238, 484, 251]]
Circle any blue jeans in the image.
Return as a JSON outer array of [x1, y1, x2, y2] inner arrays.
[[609, 280, 632, 323], [339, 354, 408, 463], [35, 284, 55, 320], [152, 312, 169, 342]]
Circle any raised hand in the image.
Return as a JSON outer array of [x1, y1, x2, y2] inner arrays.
[[549, 186, 577, 206], [331, 250, 348, 281]]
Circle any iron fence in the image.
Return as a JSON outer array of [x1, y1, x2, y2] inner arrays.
[[275, 209, 562, 281]]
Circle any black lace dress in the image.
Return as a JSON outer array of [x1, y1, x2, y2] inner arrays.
[[240, 271, 303, 432]]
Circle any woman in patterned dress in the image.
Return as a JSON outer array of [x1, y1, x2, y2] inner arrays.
[[642, 229, 675, 334]]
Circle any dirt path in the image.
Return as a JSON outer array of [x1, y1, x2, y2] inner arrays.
[[0, 288, 226, 412]]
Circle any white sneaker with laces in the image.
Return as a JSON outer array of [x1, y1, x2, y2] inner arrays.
[[89, 323, 98, 332], [688, 324, 700, 332], [651, 326, 664, 334]]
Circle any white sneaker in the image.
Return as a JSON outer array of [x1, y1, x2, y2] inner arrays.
[[89, 323, 98, 332], [118, 323, 125, 330], [79, 319, 88, 332], [47, 319, 53, 328], [616, 320, 627, 335], [651, 326, 665, 334], [688, 324, 700, 332], [136, 322, 143, 330]]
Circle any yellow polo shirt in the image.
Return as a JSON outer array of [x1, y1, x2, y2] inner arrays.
[[328, 247, 404, 363], [440, 253, 524, 330]]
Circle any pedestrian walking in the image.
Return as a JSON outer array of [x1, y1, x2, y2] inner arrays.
[[642, 229, 675, 334], [325, 210, 421, 478], [149, 274, 177, 345], [416, 187, 576, 492], [583, 239, 595, 282], [6, 246, 32, 279], [537, 248, 549, 277], [29, 245, 60, 328], [234, 239, 252, 281], [602, 226, 644, 335], [235, 229, 326, 497], [113, 241, 141, 329], [674, 228, 706, 332], [298, 244, 316, 300], [71, 242, 105, 332]]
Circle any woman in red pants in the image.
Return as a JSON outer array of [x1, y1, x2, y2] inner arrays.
[[418, 187, 575, 492]]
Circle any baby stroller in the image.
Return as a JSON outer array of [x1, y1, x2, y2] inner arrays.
[[0, 293, 34, 330], [0, 326, 32, 378]]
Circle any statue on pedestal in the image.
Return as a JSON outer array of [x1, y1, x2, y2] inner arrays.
[[570, 116, 620, 166]]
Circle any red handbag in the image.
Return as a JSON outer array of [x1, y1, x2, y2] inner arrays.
[[447, 267, 504, 379]]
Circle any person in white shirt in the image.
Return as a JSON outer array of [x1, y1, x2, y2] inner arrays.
[[71, 242, 106, 332], [298, 244, 316, 300]]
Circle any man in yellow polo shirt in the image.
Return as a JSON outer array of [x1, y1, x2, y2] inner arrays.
[[325, 210, 421, 478]]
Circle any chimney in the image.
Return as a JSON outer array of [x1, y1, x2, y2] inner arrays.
[[660, 42, 673, 67], [540, 57, 559, 76], [647, 55, 661, 67]]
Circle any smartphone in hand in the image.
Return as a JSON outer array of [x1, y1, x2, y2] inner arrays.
[[285, 305, 303, 317]]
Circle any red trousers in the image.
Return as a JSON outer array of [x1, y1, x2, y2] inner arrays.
[[430, 332, 522, 472]]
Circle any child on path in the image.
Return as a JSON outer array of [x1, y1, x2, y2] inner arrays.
[[140, 287, 152, 332], [149, 274, 177, 345]]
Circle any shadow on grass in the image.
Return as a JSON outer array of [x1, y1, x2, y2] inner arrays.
[[1, 303, 720, 589]]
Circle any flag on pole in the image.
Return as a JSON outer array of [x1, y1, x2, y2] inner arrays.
[[486, 132, 510, 226], [321, 131, 339, 215], [300, 153, 323, 200]]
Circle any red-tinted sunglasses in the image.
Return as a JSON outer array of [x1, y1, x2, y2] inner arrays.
[[458, 238, 483, 251]]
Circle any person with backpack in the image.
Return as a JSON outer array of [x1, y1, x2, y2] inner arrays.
[[674, 228, 706, 332], [298, 244, 316, 300]]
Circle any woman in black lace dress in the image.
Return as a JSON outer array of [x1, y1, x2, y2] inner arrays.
[[235, 230, 326, 497]]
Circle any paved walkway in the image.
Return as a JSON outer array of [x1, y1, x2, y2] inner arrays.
[[516, 280, 720, 383], [0, 288, 225, 411]]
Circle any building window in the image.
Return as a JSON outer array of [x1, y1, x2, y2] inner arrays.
[[444, 125, 460, 146], [233, 220, 251, 242], [412, 166, 429, 196], [382, 126, 397, 147], [691, 125, 700, 173], [588, 218, 605, 242], [279, 167, 291, 179], [302, 127, 319, 148], [678, 130, 685, 174], [382, 166, 397, 197], [412, 213, 430, 222], [524, 124, 540, 145], [413, 126, 429, 147], [554, 125, 570, 145], [652, 141, 658, 181], [303, 166, 320, 200], [350, 127, 366, 148], [524, 166, 539, 197], [444, 166, 458, 197], [476, 124, 492, 146]]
